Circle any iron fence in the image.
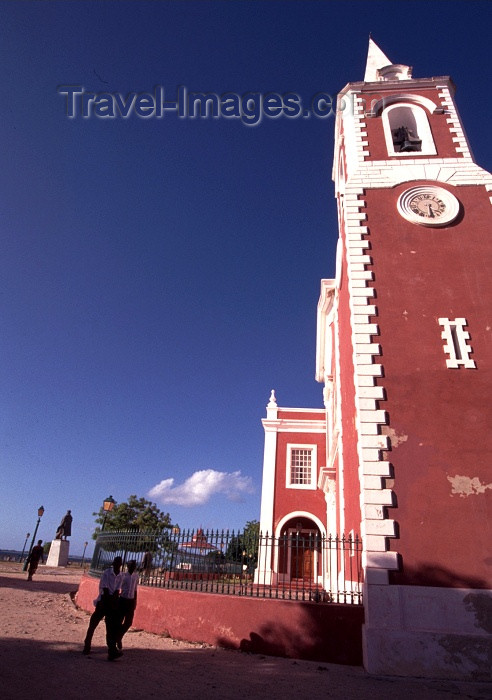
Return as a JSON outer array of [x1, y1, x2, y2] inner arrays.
[[90, 528, 363, 604]]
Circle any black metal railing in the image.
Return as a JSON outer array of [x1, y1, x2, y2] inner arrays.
[[90, 528, 363, 604]]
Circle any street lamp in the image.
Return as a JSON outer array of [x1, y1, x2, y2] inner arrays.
[[101, 495, 115, 531], [19, 533, 30, 563], [22, 506, 45, 571], [81, 541, 88, 568], [240, 549, 248, 594]]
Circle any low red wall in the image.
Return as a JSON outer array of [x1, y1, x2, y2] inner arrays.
[[76, 574, 363, 665]]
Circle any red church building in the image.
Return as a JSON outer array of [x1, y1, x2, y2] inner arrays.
[[257, 39, 492, 680]]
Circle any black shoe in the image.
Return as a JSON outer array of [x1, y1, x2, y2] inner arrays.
[[108, 651, 123, 661], [82, 646, 91, 655]]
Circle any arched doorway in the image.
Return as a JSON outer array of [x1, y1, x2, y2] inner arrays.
[[278, 516, 322, 583]]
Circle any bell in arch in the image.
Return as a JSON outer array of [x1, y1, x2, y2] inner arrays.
[[393, 125, 422, 152]]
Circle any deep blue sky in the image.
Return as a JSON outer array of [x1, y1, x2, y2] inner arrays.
[[1, 1, 491, 555]]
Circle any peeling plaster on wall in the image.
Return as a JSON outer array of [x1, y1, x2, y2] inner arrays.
[[447, 475, 492, 497], [382, 427, 408, 449]]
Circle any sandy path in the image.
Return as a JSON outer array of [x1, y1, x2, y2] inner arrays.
[[0, 564, 490, 700]]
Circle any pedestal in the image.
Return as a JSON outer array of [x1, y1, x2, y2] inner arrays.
[[46, 539, 70, 567]]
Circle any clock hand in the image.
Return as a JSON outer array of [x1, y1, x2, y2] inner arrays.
[[427, 203, 435, 218]]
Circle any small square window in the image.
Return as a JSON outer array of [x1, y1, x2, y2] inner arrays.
[[286, 445, 317, 489]]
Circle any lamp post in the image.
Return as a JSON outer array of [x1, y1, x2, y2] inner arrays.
[[19, 533, 30, 563], [167, 526, 180, 575], [22, 506, 45, 571], [101, 495, 115, 531], [81, 541, 88, 568]]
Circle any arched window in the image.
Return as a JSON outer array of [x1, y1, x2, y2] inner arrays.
[[382, 103, 436, 156]]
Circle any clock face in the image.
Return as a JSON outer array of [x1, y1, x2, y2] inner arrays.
[[397, 186, 460, 226], [409, 193, 446, 220]]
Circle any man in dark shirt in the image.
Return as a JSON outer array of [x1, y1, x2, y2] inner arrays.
[[26, 540, 44, 581]]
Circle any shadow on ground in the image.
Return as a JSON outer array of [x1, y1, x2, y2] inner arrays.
[[0, 636, 490, 700], [0, 575, 78, 595]]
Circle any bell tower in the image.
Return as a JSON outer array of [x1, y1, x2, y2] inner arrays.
[[327, 38, 492, 678]]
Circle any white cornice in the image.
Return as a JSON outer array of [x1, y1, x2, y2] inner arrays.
[[316, 279, 336, 384], [275, 407, 326, 414], [262, 418, 326, 434], [344, 161, 492, 190]]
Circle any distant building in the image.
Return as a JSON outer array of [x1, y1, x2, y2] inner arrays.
[[257, 39, 492, 680]]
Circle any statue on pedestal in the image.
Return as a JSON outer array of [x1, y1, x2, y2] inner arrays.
[[55, 510, 73, 540]]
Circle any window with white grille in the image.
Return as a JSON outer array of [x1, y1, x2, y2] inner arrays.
[[439, 318, 476, 369], [287, 445, 317, 489]]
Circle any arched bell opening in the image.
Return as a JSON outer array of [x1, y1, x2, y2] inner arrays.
[[381, 101, 437, 156], [389, 106, 422, 152]]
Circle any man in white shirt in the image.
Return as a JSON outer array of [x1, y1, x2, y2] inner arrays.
[[83, 556, 123, 660], [116, 559, 138, 651]]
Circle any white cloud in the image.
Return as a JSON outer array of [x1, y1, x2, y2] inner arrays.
[[148, 469, 255, 507]]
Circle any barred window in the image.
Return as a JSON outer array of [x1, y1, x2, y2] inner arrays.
[[287, 445, 317, 489], [290, 449, 312, 484]]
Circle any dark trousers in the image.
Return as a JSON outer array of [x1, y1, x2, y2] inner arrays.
[[105, 601, 120, 656], [118, 597, 136, 642], [27, 561, 39, 579], [84, 597, 119, 654]]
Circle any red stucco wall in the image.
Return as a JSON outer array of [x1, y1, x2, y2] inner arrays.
[[76, 574, 363, 665], [364, 183, 492, 587], [277, 410, 324, 421], [273, 431, 327, 532]]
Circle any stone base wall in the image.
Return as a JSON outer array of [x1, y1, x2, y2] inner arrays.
[[363, 584, 492, 680]]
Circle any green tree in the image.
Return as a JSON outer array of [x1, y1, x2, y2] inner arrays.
[[92, 495, 179, 558], [92, 494, 173, 539], [225, 520, 260, 566]]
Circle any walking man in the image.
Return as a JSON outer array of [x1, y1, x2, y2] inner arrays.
[[26, 540, 44, 581], [117, 560, 138, 650], [83, 556, 123, 660]]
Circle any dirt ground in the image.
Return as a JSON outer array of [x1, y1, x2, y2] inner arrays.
[[0, 563, 490, 700]]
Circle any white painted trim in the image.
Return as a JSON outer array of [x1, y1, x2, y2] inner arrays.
[[275, 511, 326, 539], [273, 407, 326, 414], [316, 279, 336, 383], [371, 93, 439, 116], [438, 86, 473, 160], [258, 421, 278, 539], [262, 418, 326, 434], [285, 443, 317, 490]]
